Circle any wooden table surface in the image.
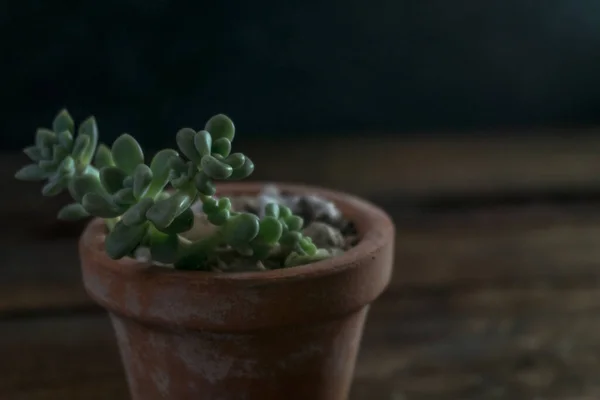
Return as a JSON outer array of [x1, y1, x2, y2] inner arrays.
[[4, 133, 600, 399]]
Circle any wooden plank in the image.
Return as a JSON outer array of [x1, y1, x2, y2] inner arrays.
[[3, 307, 600, 399]]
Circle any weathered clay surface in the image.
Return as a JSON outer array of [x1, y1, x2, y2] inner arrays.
[[79, 182, 395, 400]]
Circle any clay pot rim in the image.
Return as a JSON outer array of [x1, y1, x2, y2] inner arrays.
[[81, 181, 393, 286]]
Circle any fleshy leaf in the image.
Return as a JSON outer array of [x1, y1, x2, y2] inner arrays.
[[146, 149, 178, 197], [94, 143, 114, 169], [35, 128, 56, 149], [211, 138, 231, 157], [256, 217, 283, 244], [224, 153, 245, 169], [113, 188, 136, 205], [39, 160, 57, 172], [52, 109, 74, 135], [284, 249, 330, 268], [193, 130, 212, 157], [78, 116, 99, 164], [201, 154, 233, 179], [159, 207, 195, 234], [42, 175, 69, 196], [207, 209, 229, 226], [71, 135, 90, 160], [105, 221, 147, 259], [52, 144, 69, 163], [149, 232, 179, 264], [58, 156, 75, 175], [264, 203, 280, 218], [146, 189, 195, 229], [57, 203, 90, 221], [15, 164, 47, 181], [228, 156, 254, 180], [284, 215, 304, 232], [72, 174, 104, 201], [176, 128, 202, 164], [82, 192, 122, 218], [217, 198, 231, 210], [223, 213, 260, 246], [57, 131, 74, 151], [205, 114, 235, 141], [111, 134, 144, 174], [23, 146, 43, 162], [133, 164, 153, 199], [100, 166, 127, 194], [122, 197, 154, 226], [193, 171, 216, 195]]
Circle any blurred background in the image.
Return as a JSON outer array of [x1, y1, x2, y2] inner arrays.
[[4, 1, 600, 399], [3, 0, 600, 149]]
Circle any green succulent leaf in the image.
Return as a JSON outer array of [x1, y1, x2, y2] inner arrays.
[[211, 138, 231, 158], [146, 189, 195, 229], [193, 130, 212, 157], [193, 171, 216, 196], [52, 109, 74, 135], [159, 207, 195, 234], [279, 205, 292, 219], [223, 153, 245, 169], [113, 188, 136, 205], [78, 116, 99, 164], [176, 128, 202, 164], [105, 221, 147, 260], [57, 203, 90, 221], [202, 196, 219, 214], [100, 166, 127, 194], [58, 156, 75, 176], [228, 156, 254, 180], [39, 160, 57, 173], [122, 197, 154, 226], [133, 164, 153, 199], [146, 149, 178, 197], [52, 144, 69, 163], [201, 154, 233, 179], [82, 192, 122, 218], [217, 198, 231, 211], [15, 164, 47, 181], [284, 215, 304, 232], [123, 176, 134, 188], [280, 231, 302, 248], [42, 174, 69, 196], [223, 213, 260, 246], [205, 114, 235, 142], [149, 231, 179, 264], [72, 174, 105, 201], [207, 209, 230, 225], [256, 217, 283, 244], [298, 237, 318, 256], [111, 134, 144, 174], [94, 143, 114, 169], [57, 131, 74, 151], [35, 128, 56, 149], [284, 249, 330, 268], [264, 203, 280, 218], [23, 146, 43, 162], [71, 134, 90, 160]]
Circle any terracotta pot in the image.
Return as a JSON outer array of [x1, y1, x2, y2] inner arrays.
[[79, 182, 395, 400]]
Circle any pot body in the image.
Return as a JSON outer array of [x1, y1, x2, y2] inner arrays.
[[80, 183, 395, 400], [110, 307, 368, 399]]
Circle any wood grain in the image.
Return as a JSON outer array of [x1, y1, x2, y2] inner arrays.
[[5, 133, 600, 399]]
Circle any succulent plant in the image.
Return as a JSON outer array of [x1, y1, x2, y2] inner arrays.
[[16, 109, 332, 271]]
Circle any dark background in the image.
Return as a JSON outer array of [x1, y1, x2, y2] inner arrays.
[[2, 0, 600, 150]]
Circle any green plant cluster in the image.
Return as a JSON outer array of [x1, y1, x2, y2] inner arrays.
[[16, 109, 331, 270]]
